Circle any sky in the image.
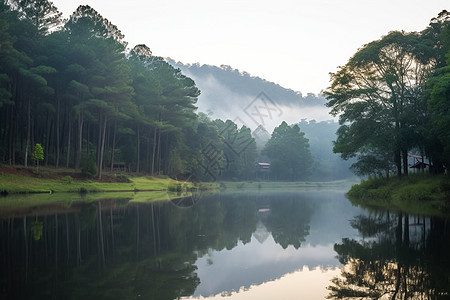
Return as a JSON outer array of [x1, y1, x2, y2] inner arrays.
[[51, 0, 449, 95]]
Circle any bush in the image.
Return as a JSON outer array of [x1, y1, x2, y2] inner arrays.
[[81, 155, 97, 178], [116, 173, 131, 183], [168, 183, 182, 192], [61, 176, 73, 184]]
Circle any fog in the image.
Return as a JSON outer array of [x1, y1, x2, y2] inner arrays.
[[173, 61, 334, 132]]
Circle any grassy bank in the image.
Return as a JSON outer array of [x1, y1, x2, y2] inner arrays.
[[0, 166, 216, 194], [0, 166, 356, 195], [347, 174, 450, 216], [0, 173, 186, 194]]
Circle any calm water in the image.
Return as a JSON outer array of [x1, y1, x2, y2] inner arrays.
[[0, 189, 449, 299]]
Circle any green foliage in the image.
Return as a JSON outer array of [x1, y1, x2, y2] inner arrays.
[[0, 0, 447, 187], [168, 183, 182, 192], [81, 155, 97, 178], [325, 16, 450, 177], [116, 173, 131, 183], [426, 50, 450, 170], [61, 175, 73, 184], [347, 174, 450, 215], [31, 143, 44, 172], [263, 121, 313, 181], [31, 143, 44, 161]]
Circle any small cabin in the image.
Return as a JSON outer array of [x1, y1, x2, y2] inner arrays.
[[255, 162, 270, 180], [408, 154, 429, 172], [256, 162, 270, 170]]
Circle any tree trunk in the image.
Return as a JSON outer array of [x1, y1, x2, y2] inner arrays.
[[97, 116, 102, 167], [8, 105, 15, 165], [151, 126, 157, 176], [136, 124, 140, 173], [147, 137, 151, 173], [157, 130, 161, 174], [24, 99, 31, 167], [402, 150, 408, 176], [44, 111, 51, 166], [98, 115, 107, 180], [110, 120, 117, 172], [66, 117, 71, 169], [75, 112, 84, 170], [55, 96, 61, 168], [395, 150, 402, 178]]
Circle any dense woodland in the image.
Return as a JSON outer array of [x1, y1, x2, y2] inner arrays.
[[0, 0, 302, 181], [2, 0, 448, 182], [326, 10, 450, 178]]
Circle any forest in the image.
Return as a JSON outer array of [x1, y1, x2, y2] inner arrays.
[[0, 0, 317, 182], [325, 10, 450, 178], [2, 0, 449, 183]]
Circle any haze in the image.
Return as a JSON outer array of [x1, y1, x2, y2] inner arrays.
[[50, 0, 448, 94]]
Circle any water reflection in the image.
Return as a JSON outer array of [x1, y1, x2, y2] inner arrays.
[[327, 212, 450, 299], [0, 189, 391, 299]]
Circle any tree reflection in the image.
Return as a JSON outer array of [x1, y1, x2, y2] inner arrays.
[[0, 192, 316, 299], [264, 196, 313, 249], [327, 213, 450, 299]]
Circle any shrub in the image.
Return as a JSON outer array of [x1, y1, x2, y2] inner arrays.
[[168, 183, 182, 192], [81, 155, 97, 178], [116, 173, 132, 183], [62, 175, 73, 184]]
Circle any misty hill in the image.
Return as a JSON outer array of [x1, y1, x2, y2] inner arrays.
[[167, 59, 331, 130], [167, 60, 353, 179], [168, 59, 326, 107]]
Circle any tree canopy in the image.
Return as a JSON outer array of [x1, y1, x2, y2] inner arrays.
[[263, 121, 313, 181], [325, 10, 450, 177], [0, 0, 214, 179]]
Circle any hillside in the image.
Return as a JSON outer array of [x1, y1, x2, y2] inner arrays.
[[167, 60, 353, 180], [167, 60, 332, 131]]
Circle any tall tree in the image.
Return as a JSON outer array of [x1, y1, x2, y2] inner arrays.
[[65, 5, 133, 177], [9, 0, 64, 35], [422, 10, 450, 172], [325, 31, 436, 177], [263, 121, 313, 181]]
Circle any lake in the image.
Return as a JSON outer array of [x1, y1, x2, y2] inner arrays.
[[1, 188, 449, 299]]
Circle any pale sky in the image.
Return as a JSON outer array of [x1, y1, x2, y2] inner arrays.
[[52, 0, 449, 94]]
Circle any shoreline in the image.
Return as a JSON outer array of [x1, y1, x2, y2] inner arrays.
[[347, 174, 450, 216]]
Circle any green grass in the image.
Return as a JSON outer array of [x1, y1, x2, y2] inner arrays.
[[0, 167, 221, 215], [0, 173, 195, 194], [347, 174, 450, 216]]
